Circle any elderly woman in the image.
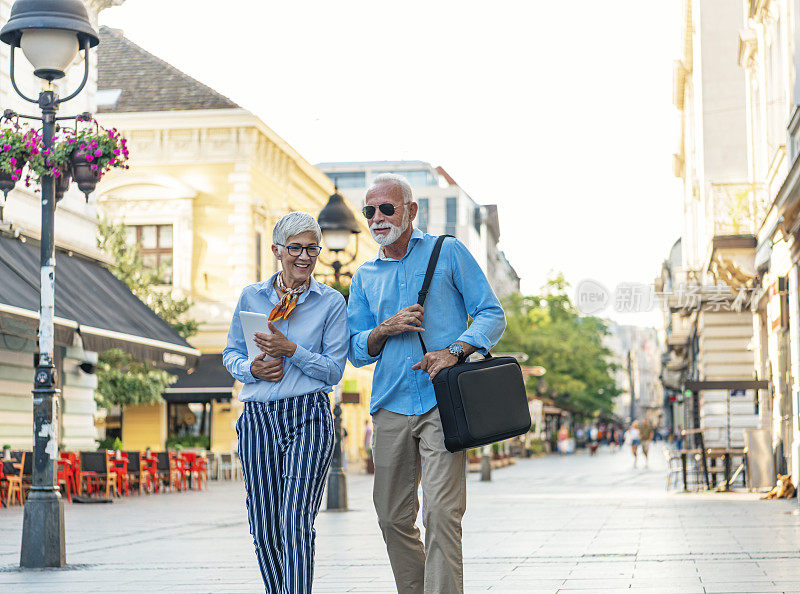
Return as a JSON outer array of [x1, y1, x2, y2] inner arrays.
[[223, 212, 348, 593]]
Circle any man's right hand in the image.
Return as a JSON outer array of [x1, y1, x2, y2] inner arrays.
[[378, 304, 425, 337], [368, 304, 425, 357], [250, 353, 284, 382]]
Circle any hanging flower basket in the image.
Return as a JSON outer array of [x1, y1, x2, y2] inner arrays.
[[0, 125, 37, 199], [0, 169, 15, 199], [27, 119, 130, 202], [54, 169, 72, 202], [70, 150, 99, 198], [68, 124, 129, 200]]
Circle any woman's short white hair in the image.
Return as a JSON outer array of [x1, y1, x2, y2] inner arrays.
[[272, 212, 322, 254], [370, 173, 413, 203]]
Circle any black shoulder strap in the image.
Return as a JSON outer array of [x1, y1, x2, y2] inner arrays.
[[417, 235, 453, 354]]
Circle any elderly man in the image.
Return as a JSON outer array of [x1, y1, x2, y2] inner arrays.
[[347, 173, 506, 594]]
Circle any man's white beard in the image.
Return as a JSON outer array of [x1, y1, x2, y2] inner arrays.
[[370, 208, 409, 246]]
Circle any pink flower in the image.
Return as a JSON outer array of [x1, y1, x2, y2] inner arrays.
[[93, 148, 103, 157], [10, 157, 16, 165], [14, 168, 21, 175], [2, 144, 10, 151], [79, 144, 86, 150], [113, 149, 120, 155], [91, 164, 98, 171], [67, 138, 76, 144], [85, 154, 93, 162], [11, 175, 18, 181]]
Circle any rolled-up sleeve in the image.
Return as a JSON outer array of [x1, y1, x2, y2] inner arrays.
[[347, 273, 380, 367], [448, 239, 506, 353], [222, 292, 258, 384], [287, 292, 348, 385]]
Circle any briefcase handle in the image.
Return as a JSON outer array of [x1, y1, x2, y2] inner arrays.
[[416, 234, 492, 361]]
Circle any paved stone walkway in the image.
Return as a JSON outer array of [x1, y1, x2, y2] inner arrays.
[[2, 444, 800, 592]]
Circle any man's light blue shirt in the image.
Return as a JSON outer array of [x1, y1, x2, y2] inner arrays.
[[348, 228, 506, 415], [223, 272, 348, 402]]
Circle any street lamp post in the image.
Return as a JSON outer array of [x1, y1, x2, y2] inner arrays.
[[0, 0, 99, 568], [317, 189, 360, 510]]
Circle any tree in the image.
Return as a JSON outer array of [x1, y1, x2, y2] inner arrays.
[[95, 349, 176, 409], [97, 218, 198, 339], [94, 220, 199, 408], [495, 274, 620, 421]]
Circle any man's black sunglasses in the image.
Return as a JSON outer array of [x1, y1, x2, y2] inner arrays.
[[362, 203, 396, 219]]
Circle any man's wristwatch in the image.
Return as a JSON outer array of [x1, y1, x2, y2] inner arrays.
[[448, 342, 467, 364]]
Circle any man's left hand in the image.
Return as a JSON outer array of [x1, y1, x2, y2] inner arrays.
[[412, 349, 458, 381], [254, 322, 298, 358]]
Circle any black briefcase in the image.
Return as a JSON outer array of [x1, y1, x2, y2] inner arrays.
[[418, 235, 532, 453]]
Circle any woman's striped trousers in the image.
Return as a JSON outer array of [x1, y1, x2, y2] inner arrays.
[[237, 392, 334, 593]]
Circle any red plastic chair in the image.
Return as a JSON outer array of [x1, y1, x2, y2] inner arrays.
[[108, 451, 129, 497], [59, 452, 80, 497], [56, 458, 73, 502]]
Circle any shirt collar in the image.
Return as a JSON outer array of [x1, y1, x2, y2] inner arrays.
[[256, 271, 322, 304], [377, 227, 424, 261]]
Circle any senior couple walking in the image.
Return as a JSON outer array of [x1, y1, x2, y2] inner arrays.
[[223, 173, 506, 594]]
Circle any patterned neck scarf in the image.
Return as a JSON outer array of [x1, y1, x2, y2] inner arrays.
[[269, 273, 309, 322]]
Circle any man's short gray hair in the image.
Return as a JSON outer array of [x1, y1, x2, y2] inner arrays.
[[370, 173, 413, 203], [272, 212, 322, 254]]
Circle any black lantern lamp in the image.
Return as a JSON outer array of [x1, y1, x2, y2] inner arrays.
[[317, 189, 360, 282], [0, 0, 99, 82], [0, 0, 99, 570], [316, 189, 360, 511]]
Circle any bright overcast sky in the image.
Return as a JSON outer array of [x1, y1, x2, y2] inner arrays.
[[100, 0, 683, 328]]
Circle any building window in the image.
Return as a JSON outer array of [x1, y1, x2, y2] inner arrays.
[[445, 197, 458, 236], [255, 232, 262, 282], [325, 171, 366, 188], [473, 206, 482, 234], [167, 401, 210, 445], [127, 224, 173, 284], [417, 197, 429, 233]]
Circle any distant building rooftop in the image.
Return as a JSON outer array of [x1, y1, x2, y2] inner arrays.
[[97, 26, 239, 113]]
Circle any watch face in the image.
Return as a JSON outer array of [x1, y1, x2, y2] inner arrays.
[[449, 343, 463, 355]]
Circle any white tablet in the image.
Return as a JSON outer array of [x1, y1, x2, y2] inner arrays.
[[239, 311, 274, 361]]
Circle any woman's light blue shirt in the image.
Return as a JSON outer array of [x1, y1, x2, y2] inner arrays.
[[223, 273, 349, 402]]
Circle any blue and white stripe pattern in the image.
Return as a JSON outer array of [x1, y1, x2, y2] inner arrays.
[[237, 392, 335, 593]]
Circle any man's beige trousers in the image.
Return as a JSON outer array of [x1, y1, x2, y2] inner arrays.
[[372, 406, 467, 594]]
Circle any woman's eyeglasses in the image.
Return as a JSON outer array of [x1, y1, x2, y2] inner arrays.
[[278, 244, 321, 257], [362, 203, 396, 219]]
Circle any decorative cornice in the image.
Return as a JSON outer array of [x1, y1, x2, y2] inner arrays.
[[86, 0, 126, 14]]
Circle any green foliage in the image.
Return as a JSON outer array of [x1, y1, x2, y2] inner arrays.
[[166, 434, 210, 450], [331, 280, 350, 299], [95, 348, 177, 409], [97, 218, 198, 338], [528, 439, 545, 455], [495, 273, 620, 421], [96, 437, 124, 451]]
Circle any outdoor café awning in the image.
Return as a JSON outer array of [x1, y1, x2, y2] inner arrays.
[[0, 232, 199, 368], [162, 354, 234, 403]]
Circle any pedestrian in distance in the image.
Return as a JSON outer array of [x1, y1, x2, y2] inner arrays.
[[639, 418, 653, 468], [347, 173, 506, 594], [627, 420, 641, 468], [609, 426, 619, 453], [223, 212, 348, 594]]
